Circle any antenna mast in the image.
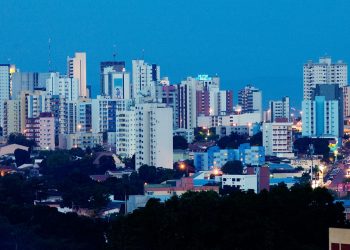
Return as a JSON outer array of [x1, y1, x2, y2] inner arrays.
[[113, 44, 117, 62], [48, 37, 52, 72]]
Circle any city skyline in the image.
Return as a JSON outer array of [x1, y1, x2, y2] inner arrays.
[[1, 0, 350, 107]]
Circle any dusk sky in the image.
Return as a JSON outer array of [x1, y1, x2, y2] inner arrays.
[[1, 0, 350, 108]]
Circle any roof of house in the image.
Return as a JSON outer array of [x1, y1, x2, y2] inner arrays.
[[90, 175, 109, 182]]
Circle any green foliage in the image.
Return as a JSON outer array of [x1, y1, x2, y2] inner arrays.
[[194, 127, 218, 142], [249, 131, 263, 146], [59, 172, 110, 210], [92, 144, 105, 153], [297, 172, 311, 186], [108, 185, 346, 250], [138, 165, 157, 183], [0, 204, 106, 250], [14, 148, 30, 166], [124, 154, 135, 169], [7, 132, 36, 148], [221, 160, 244, 175], [138, 165, 182, 184], [294, 137, 330, 159], [218, 132, 248, 149], [98, 155, 116, 172], [70, 147, 85, 157], [173, 135, 188, 150], [40, 150, 71, 170]]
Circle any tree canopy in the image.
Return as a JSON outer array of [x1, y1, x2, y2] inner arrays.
[[218, 132, 248, 149], [173, 135, 188, 150], [14, 148, 31, 167], [7, 133, 36, 149], [221, 160, 244, 175], [108, 184, 346, 250], [294, 137, 330, 159]]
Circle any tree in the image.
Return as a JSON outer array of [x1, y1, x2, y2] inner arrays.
[[7, 133, 36, 149], [108, 185, 345, 250], [294, 137, 330, 159], [124, 154, 135, 169], [70, 147, 85, 157], [92, 144, 104, 153], [218, 132, 247, 149], [85, 146, 92, 155], [249, 131, 262, 146], [173, 136, 188, 150], [221, 160, 243, 175], [99, 155, 116, 172], [138, 165, 157, 183], [14, 149, 30, 167], [194, 127, 218, 142]]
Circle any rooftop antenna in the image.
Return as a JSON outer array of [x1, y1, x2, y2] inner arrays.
[[113, 44, 117, 62], [48, 37, 52, 72], [142, 48, 145, 60]]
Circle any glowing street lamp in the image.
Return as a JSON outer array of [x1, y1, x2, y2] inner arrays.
[[179, 162, 188, 176]]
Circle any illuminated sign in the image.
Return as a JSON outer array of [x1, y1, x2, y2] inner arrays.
[[196, 74, 212, 81]]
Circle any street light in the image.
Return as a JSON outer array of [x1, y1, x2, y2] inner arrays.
[[179, 162, 188, 176]]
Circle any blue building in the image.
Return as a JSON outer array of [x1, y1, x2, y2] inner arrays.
[[302, 84, 342, 138], [194, 144, 265, 171], [193, 146, 220, 171]]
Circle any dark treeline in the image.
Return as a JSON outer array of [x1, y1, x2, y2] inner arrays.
[[108, 184, 347, 250], [1, 147, 348, 250], [0, 177, 347, 250]]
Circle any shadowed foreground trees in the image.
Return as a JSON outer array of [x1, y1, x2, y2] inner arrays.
[[108, 184, 346, 250]]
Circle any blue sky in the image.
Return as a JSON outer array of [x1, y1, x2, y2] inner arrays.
[[1, 0, 350, 108]]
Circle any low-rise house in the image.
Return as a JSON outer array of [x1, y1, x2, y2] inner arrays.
[[0, 144, 29, 156], [222, 166, 270, 193], [144, 177, 219, 197], [127, 176, 220, 213], [329, 227, 350, 250]]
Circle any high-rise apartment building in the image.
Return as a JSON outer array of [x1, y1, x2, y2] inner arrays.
[[100, 61, 125, 94], [91, 96, 118, 134], [238, 85, 262, 115], [46, 73, 79, 101], [303, 56, 347, 100], [101, 66, 131, 99], [65, 99, 92, 134], [25, 112, 55, 150], [178, 77, 198, 129], [12, 72, 50, 99], [302, 96, 340, 138], [67, 52, 87, 97], [135, 103, 173, 170], [178, 75, 221, 129], [3, 99, 21, 137], [0, 64, 11, 128], [116, 107, 136, 158], [132, 60, 160, 99], [263, 122, 293, 156], [268, 96, 290, 122], [343, 86, 350, 118], [301, 84, 343, 138], [196, 90, 233, 117], [160, 84, 178, 129]]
